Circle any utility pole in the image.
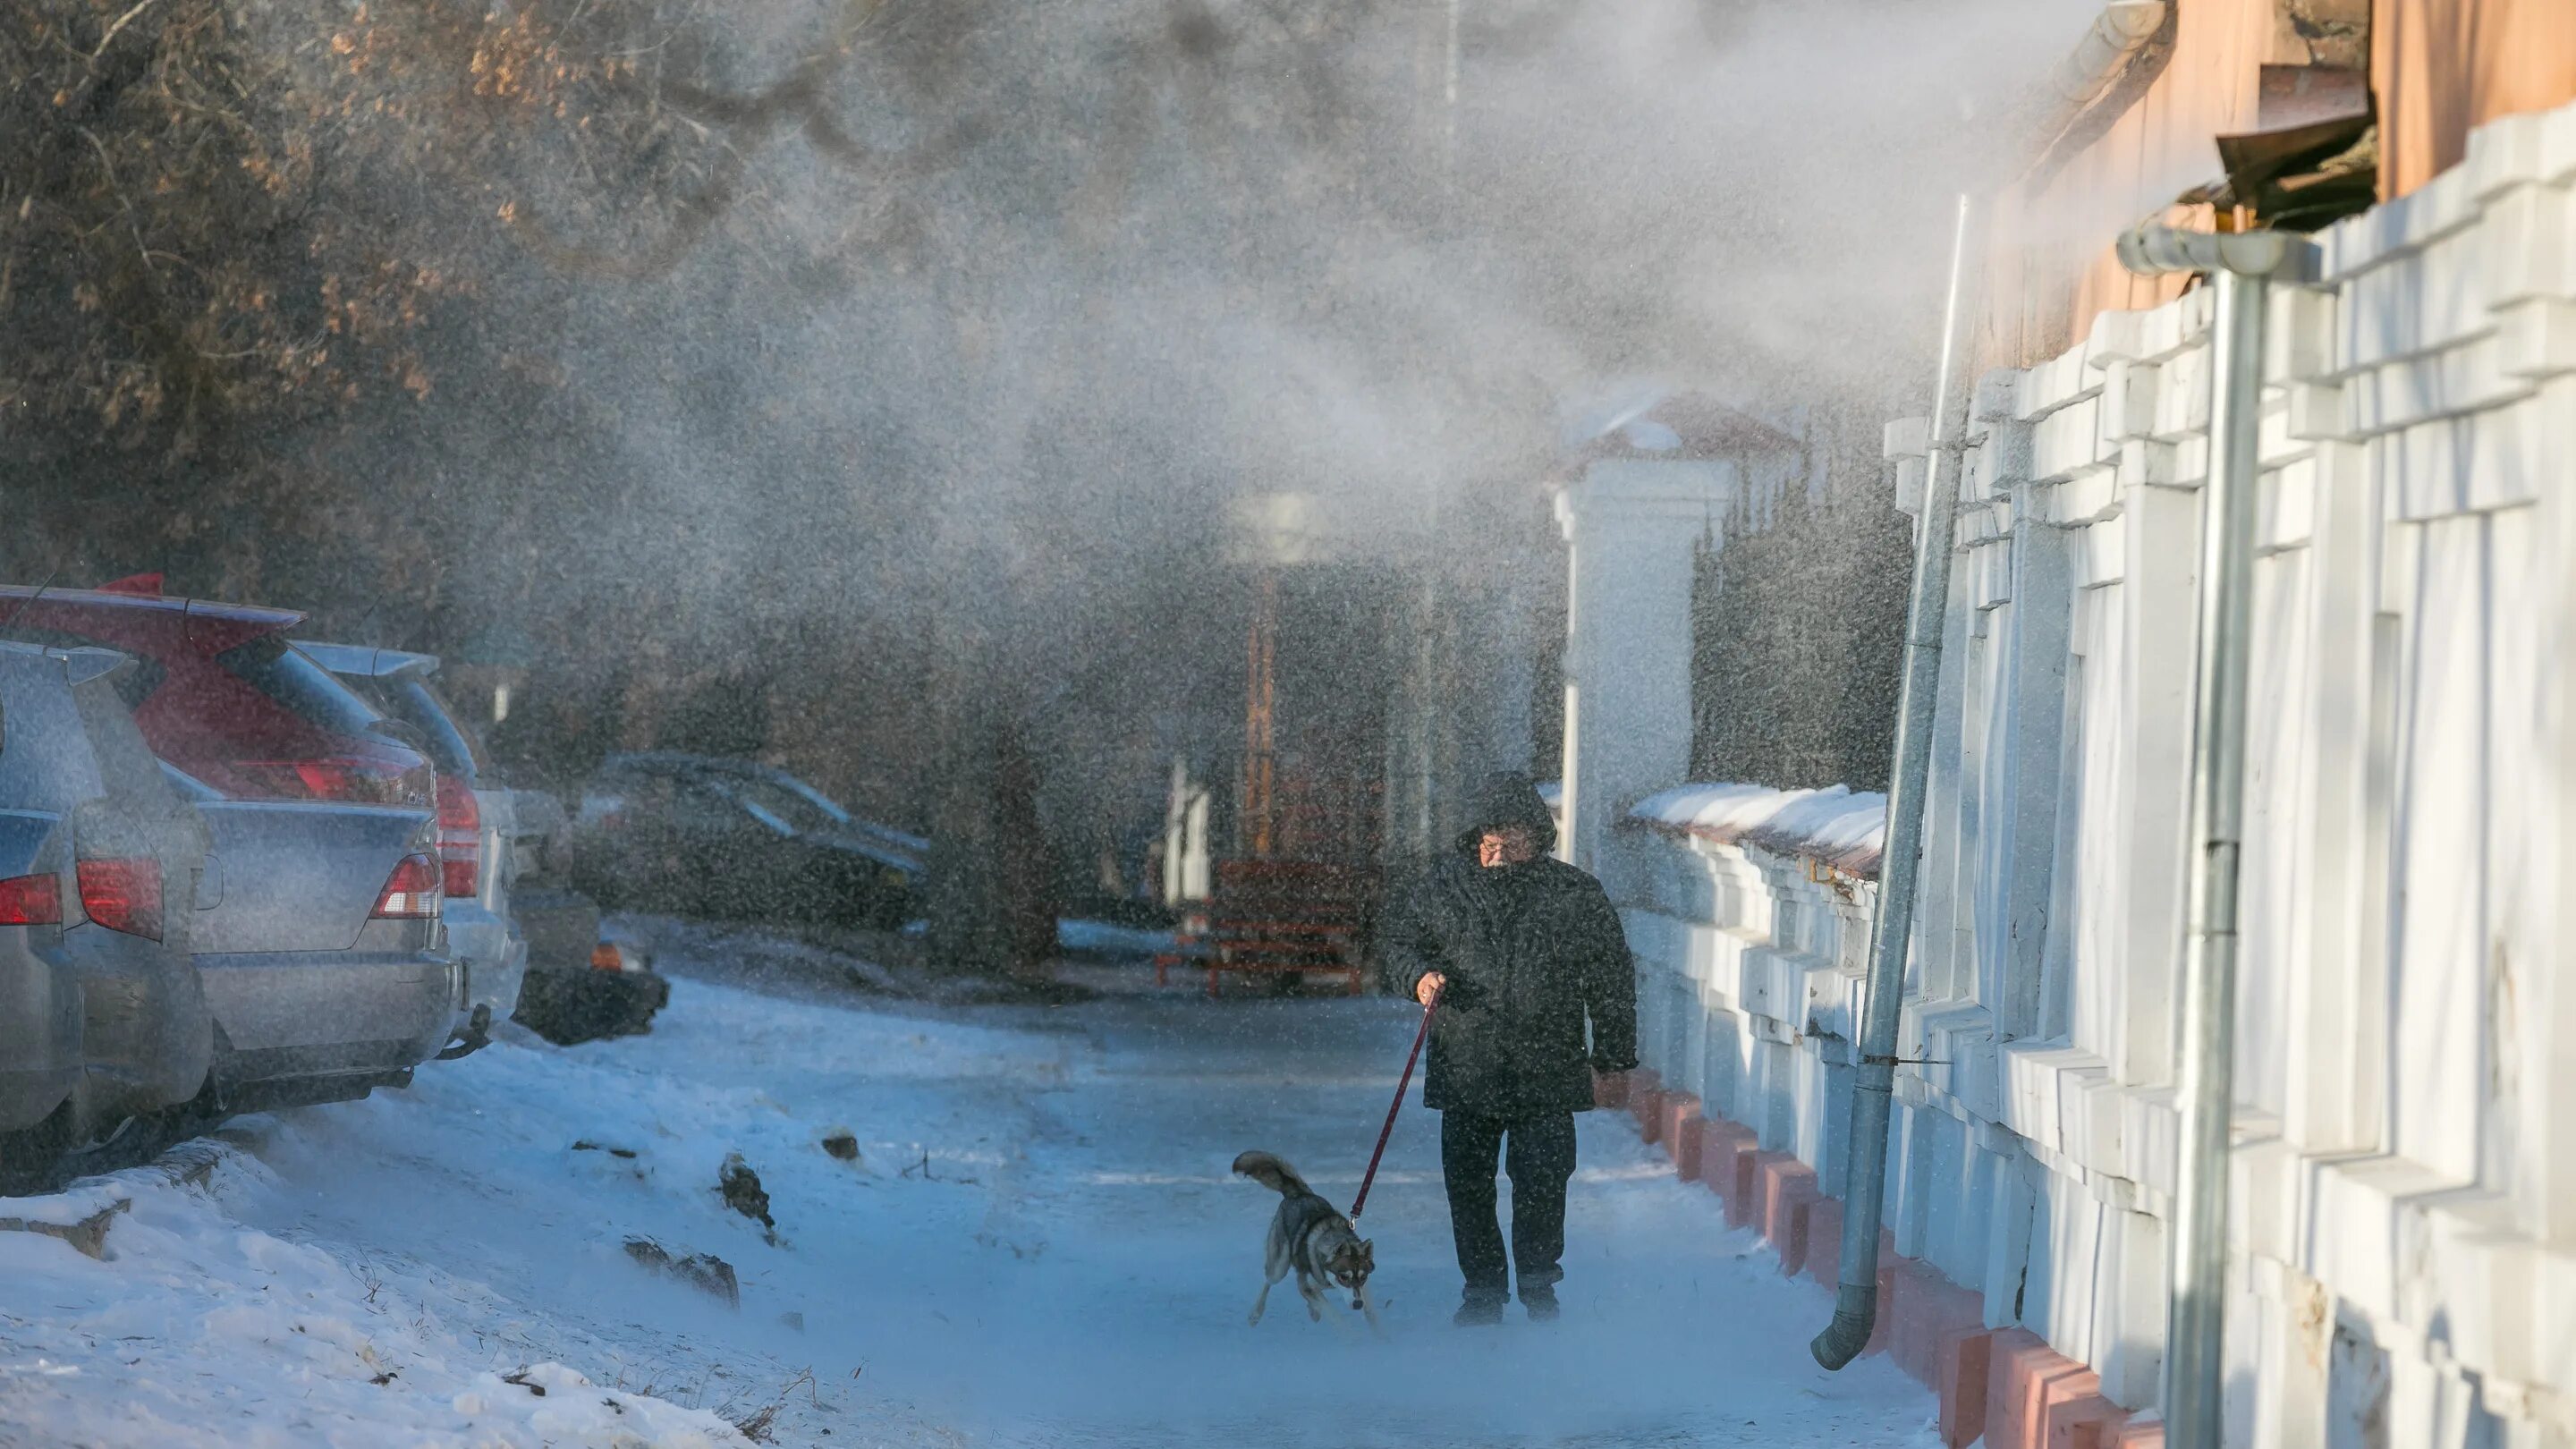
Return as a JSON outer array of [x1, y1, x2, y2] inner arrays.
[[1244, 569, 1279, 859]]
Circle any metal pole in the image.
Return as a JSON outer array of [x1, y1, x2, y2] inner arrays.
[[1247, 571, 1278, 859], [2108, 220, 2314, 1449], [2163, 262, 2267, 1449], [1812, 192, 1979, 1370]]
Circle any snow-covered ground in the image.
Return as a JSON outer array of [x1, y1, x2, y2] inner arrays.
[[0, 929, 1939, 1448]]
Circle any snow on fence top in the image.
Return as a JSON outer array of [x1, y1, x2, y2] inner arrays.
[[1627, 782, 1888, 879]]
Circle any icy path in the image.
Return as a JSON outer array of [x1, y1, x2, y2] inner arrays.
[[0, 940, 1938, 1448]]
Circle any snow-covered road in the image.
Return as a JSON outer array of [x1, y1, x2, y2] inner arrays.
[[0, 931, 1939, 1448]]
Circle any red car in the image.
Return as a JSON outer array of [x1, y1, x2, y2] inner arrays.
[[0, 579, 432, 806]]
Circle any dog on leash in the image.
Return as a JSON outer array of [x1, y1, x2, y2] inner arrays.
[[1233, 1150, 1379, 1328]]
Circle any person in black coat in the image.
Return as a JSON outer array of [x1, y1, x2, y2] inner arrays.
[[1380, 772, 1638, 1324]]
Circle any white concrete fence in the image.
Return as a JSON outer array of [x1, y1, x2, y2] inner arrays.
[[1559, 97, 2576, 1447]]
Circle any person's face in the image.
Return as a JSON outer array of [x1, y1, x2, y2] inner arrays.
[[1479, 825, 1539, 869]]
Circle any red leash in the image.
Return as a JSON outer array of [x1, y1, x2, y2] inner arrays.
[[1350, 991, 1436, 1221]]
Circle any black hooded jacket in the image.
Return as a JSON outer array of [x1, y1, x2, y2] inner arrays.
[[1379, 774, 1638, 1118]]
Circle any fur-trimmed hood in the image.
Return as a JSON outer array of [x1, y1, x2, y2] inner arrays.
[[1452, 771, 1557, 855]]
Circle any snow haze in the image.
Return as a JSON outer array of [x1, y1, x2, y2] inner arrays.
[[229, 0, 2111, 833]]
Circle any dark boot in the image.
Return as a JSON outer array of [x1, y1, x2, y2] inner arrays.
[[1453, 1293, 1506, 1327], [1521, 1284, 1559, 1322]]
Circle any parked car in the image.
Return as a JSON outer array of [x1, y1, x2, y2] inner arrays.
[[298, 642, 526, 1046], [158, 764, 461, 1113], [568, 752, 924, 929], [0, 581, 433, 807], [683, 755, 930, 865], [0, 643, 214, 1176]]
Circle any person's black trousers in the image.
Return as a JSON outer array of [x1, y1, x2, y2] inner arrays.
[[1440, 1110, 1578, 1304]]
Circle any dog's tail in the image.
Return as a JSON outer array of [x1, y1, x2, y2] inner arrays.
[[1233, 1150, 1312, 1198]]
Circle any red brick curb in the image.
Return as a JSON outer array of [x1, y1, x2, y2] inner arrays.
[[1658, 1094, 1705, 1180], [1629, 1069, 1666, 1141], [1609, 1095, 2147, 1448]]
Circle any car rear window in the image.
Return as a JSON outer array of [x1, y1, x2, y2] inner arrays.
[[383, 677, 490, 779], [159, 760, 226, 802], [766, 771, 855, 826], [214, 636, 386, 738], [0, 661, 103, 809], [69, 671, 184, 813], [722, 776, 838, 834], [0, 624, 165, 712]]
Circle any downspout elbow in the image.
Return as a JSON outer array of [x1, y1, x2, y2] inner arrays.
[[1810, 1283, 1878, 1369]]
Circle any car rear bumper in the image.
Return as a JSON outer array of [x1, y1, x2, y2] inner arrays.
[[200, 947, 460, 1084], [62, 928, 212, 1117], [443, 899, 526, 1020], [0, 936, 80, 1132]]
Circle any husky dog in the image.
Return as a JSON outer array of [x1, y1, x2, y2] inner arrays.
[[1233, 1150, 1379, 1329]]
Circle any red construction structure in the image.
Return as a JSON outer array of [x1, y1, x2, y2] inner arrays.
[[1156, 563, 1393, 996]]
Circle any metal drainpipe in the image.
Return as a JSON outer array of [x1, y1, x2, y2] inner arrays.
[[1811, 192, 1980, 1371], [2113, 223, 2318, 1449]]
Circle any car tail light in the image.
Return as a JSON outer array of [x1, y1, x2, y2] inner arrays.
[[229, 757, 431, 807], [0, 873, 63, 926], [436, 776, 480, 898], [76, 859, 162, 940], [371, 853, 442, 919], [590, 942, 629, 972]]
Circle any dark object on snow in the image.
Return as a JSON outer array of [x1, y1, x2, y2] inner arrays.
[[819, 1129, 860, 1163], [513, 959, 668, 1046], [511, 889, 668, 1045], [1379, 773, 1639, 1117], [510, 877, 669, 1041], [623, 1237, 741, 1308], [571, 1140, 640, 1159], [719, 1152, 775, 1231]]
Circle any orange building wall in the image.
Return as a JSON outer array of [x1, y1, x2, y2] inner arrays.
[[2373, 0, 2576, 198], [1981, 0, 2576, 369], [1980, 0, 2284, 369]]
